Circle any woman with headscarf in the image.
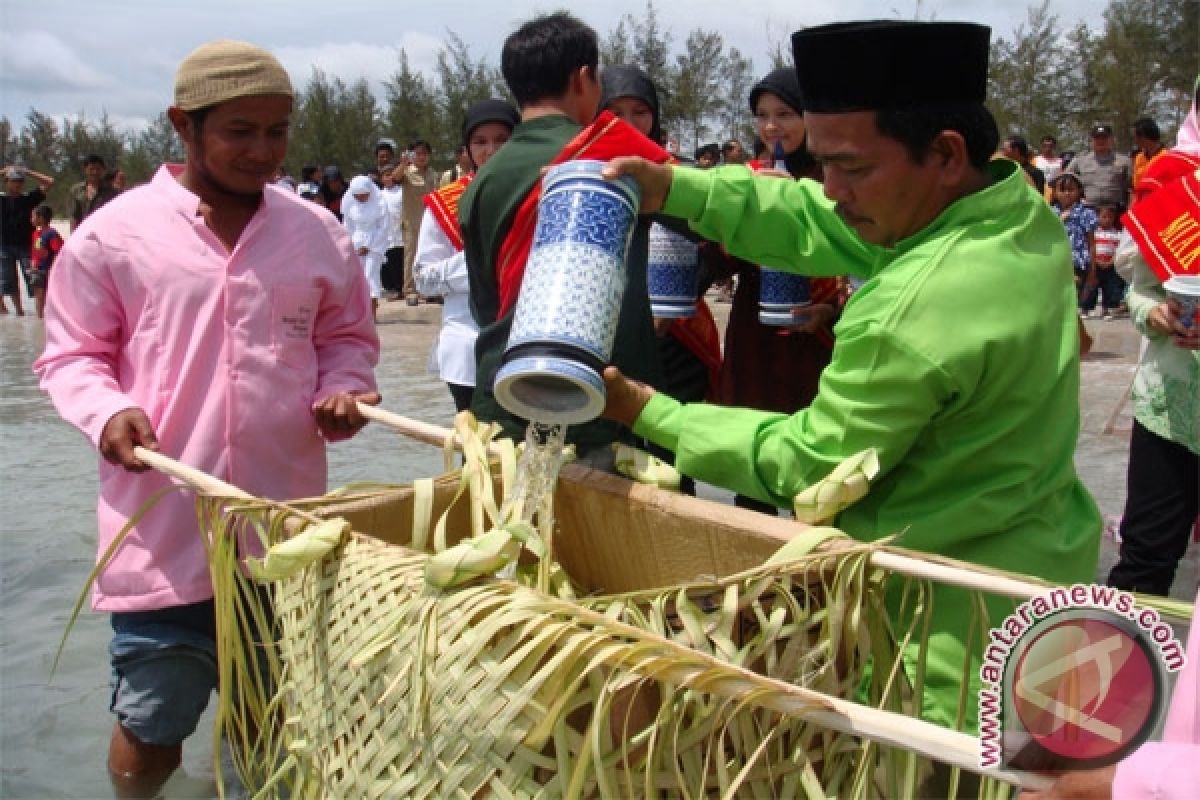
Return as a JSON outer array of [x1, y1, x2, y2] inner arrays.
[[599, 66, 723, 410], [703, 67, 843, 514], [1106, 77, 1200, 596], [341, 174, 389, 322], [414, 98, 520, 411]]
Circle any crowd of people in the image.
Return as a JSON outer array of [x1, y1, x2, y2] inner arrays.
[[4, 13, 1196, 799]]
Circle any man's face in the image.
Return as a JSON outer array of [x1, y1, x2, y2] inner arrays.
[[4, 178, 23, 195], [176, 94, 291, 198], [84, 162, 105, 184], [1091, 133, 1113, 156], [723, 141, 744, 163], [1040, 138, 1055, 156], [375, 147, 394, 169], [805, 110, 951, 248], [412, 145, 430, 169]]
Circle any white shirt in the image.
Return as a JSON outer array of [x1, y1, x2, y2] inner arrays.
[[381, 186, 404, 250], [412, 209, 478, 386]]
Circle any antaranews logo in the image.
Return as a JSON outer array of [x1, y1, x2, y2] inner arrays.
[[979, 583, 1185, 772]]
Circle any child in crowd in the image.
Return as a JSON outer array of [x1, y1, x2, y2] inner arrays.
[[28, 204, 62, 319], [1091, 204, 1127, 319], [1051, 173, 1099, 314]]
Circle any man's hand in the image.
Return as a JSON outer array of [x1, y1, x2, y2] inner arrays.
[[313, 390, 382, 438], [99, 408, 159, 472], [1019, 765, 1115, 799], [783, 303, 836, 335], [600, 366, 656, 427], [602, 157, 674, 214]]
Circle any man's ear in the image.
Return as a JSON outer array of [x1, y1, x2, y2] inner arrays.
[[929, 130, 970, 185], [166, 106, 193, 143]]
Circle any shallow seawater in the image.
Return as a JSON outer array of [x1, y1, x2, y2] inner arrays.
[[0, 315, 455, 798]]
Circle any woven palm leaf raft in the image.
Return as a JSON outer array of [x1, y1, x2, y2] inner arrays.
[[119, 412, 1077, 799]]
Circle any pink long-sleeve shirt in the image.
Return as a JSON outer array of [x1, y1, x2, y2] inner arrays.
[[1112, 589, 1200, 799], [34, 165, 380, 612]]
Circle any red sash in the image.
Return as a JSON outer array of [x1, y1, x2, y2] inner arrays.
[[1123, 166, 1200, 281], [495, 111, 672, 317], [423, 173, 473, 252], [668, 302, 723, 400]]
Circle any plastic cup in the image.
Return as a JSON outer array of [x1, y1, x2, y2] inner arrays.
[[1163, 275, 1200, 329]]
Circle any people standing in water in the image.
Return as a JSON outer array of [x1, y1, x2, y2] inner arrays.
[[599, 20, 1100, 739], [33, 39, 380, 796], [414, 98, 520, 412], [703, 67, 841, 514]]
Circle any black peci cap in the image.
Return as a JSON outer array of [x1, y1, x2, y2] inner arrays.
[[791, 20, 991, 112]]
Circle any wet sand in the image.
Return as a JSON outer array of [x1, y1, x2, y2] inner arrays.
[[0, 294, 1193, 797]]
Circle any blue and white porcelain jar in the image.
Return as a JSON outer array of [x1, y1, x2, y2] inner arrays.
[[758, 268, 811, 327], [494, 160, 641, 425], [647, 223, 699, 319]]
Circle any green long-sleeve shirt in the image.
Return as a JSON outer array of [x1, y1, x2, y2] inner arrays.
[[634, 158, 1102, 729]]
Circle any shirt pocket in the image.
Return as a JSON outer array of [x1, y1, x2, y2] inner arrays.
[[272, 286, 321, 369]]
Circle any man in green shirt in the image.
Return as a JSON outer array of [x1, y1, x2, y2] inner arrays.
[[601, 20, 1102, 731], [460, 11, 668, 456]]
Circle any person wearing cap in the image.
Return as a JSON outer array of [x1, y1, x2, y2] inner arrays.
[[1066, 124, 1132, 210], [33, 39, 380, 791], [413, 98, 519, 411], [601, 20, 1101, 734], [1, 164, 54, 316]]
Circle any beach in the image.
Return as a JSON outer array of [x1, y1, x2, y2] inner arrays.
[[0, 295, 1193, 798]]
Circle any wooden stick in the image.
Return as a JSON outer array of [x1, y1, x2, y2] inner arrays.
[[134, 446, 253, 498], [1101, 370, 1137, 435], [356, 405, 1058, 602], [357, 403, 460, 449]]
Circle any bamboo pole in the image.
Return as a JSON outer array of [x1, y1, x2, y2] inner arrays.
[[356, 404, 1058, 602]]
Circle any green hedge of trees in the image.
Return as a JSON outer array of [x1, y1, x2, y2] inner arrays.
[[2, 0, 1194, 216]]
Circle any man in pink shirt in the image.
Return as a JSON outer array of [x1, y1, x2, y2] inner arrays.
[[34, 40, 380, 793]]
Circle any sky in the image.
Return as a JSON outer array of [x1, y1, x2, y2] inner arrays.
[[1, 0, 1104, 134]]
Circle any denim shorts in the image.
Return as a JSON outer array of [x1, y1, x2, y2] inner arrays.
[[109, 600, 218, 747]]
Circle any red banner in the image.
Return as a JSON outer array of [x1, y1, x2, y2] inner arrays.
[[1123, 168, 1200, 282]]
